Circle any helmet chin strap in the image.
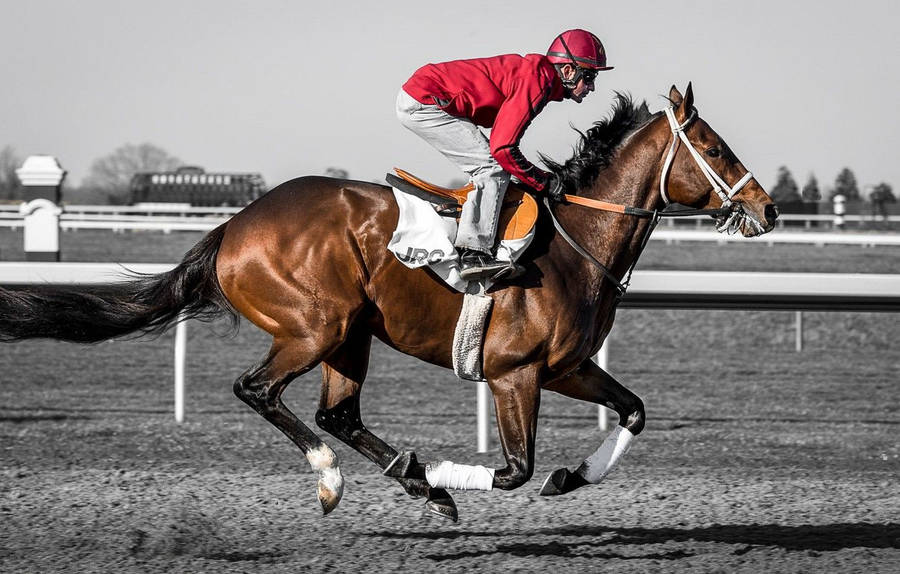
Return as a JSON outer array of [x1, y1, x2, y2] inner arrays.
[[560, 70, 581, 90]]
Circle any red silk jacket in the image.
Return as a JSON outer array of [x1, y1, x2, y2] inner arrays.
[[402, 53, 565, 191]]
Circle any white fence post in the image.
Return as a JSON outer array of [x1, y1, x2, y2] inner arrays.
[[476, 380, 490, 453], [174, 319, 186, 422], [20, 200, 62, 260], [16, 156, 66, 261], [795, 311, 803, 352], [595, 337, 612, 430]]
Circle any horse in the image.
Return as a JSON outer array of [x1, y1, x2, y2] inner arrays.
[[0, 84, 777, 522]]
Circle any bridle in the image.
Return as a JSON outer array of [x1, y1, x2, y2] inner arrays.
[[659, 106, 754, 208], [545, 103, 757, 297]]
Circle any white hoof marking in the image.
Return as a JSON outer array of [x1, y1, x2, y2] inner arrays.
[[308, 444, 344, 513]]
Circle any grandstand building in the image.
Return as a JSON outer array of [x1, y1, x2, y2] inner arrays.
[[130, 166, 266, 206]]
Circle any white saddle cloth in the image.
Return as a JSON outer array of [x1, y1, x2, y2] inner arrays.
[[387, 188, 535, 292]]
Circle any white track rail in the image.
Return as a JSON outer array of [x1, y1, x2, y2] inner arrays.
[[3, 212, 899, 245], [2, 264, 899, 439]]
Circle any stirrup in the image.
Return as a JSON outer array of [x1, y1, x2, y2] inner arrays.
[[458, 256, 508, 281], [489, 262, 525, 281]]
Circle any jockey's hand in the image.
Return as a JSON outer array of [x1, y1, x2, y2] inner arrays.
[[544, 174, 566, 203]]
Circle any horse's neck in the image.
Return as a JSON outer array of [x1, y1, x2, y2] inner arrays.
[[566, 123, 667, 290], [594, 119, 667, 213]]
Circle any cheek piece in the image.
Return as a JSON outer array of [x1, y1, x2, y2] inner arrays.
[[658, 105, 754, 207]]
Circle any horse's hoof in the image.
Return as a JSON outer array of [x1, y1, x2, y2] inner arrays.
[[317, 467, 344, 515], [539, 467, 587, 496], [425, 488, 458, 522], [398, 477, 429, 499], [383, 451, 418, 479]]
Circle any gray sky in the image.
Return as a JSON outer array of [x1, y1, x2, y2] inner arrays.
[[3, 0, 898, 195]]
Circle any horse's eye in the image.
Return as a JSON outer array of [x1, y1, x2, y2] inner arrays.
[[706, 147, 721, 158]]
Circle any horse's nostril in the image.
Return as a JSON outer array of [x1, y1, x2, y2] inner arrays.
[[765, 204, 779, 225]]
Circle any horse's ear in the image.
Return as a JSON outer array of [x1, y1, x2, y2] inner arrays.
[[673, 82, 694, 123], [668, 85, 683, 105], [683, 82, 694, 110]]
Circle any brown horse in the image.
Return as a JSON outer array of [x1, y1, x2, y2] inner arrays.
[[0, 85, 776, 521]]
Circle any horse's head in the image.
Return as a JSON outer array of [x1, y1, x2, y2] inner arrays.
[[660, 83, 778, 237]]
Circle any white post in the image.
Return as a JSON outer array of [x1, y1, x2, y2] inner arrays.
[[174, 319, 186, 422], [595, 339, 610, 430], [16, 156, 66, 261], [795, 311, 803, 352], [20, 199, 62, 260], [477, 380, 490, 453], [833, 194, 846, 229]]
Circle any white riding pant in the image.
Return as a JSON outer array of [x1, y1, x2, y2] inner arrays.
[[396, 89, 509, 253]]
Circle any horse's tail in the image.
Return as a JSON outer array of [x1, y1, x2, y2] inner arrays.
[[0, 224, 238, 343]]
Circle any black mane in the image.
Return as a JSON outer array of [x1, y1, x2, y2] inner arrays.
[[541, 93, 656, 192]]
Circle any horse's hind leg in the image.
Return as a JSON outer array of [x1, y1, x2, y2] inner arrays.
[[314, 326, 459, 521], [233, 339, 344, 515], [539, 358, 645, 496]]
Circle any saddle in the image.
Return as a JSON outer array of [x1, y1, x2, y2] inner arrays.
[[386, 168, 538, 241]]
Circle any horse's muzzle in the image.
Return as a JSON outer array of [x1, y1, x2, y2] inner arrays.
[[765, 203, 779, 228]]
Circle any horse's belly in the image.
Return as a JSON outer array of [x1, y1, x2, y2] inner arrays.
[[368, 265, 463, 369]]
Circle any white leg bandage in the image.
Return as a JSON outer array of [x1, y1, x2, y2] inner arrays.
[[426, 461, 495, 491], [575, 426, 635, 484]]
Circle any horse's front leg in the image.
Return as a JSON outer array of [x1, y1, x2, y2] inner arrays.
[[384, 367, 541, 492], [539, 358, 645, 496]]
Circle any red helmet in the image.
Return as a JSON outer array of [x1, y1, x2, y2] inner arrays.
[[547, 29, 613, 70]]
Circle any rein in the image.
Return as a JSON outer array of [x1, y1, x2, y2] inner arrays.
[[544, 196, 728, 298]]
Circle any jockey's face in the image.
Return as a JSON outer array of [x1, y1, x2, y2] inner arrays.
[[561, 64, 596, 103]]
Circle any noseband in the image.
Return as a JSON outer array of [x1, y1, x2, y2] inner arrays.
[[659, 106, 754, 207]]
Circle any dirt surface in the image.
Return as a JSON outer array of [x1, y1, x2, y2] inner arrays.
[[1, 229, 898, 571], [2, 315, 898, 573]]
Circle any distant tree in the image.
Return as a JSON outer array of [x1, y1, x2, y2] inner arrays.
[[869, 182, 896, 220], [800, 173, 821, 202], [770, 166, 800, 203], [82, 143, 182, 204], [0, 145, 22, 200], [869, 182, 896, 202], [324, 167, 349, 179], [830, 167, 860, 201]]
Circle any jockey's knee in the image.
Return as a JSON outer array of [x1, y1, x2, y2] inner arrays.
[[471, 166, 508, 186], [618, 396, 645, 435], [494, 459, 533, 490]]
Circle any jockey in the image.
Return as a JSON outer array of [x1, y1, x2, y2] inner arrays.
[[397, 29, 613, 281]]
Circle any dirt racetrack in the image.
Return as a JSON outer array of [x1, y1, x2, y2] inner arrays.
[[2, 309, 898, 573], [1, 232, 898, 572]]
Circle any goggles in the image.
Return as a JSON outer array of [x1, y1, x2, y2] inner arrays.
[[580, 68, 598, 84]]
